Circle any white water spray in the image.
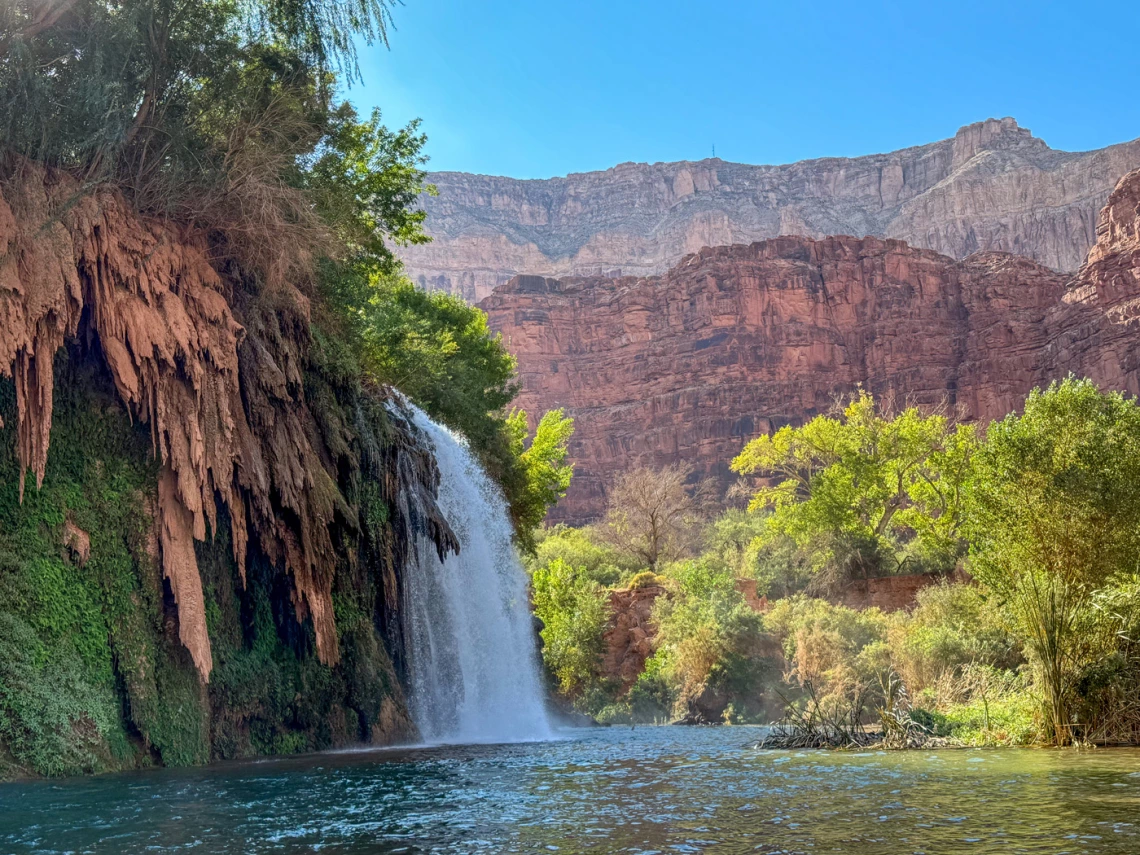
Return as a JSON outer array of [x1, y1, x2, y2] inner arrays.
[[399, 403, 553, 744]]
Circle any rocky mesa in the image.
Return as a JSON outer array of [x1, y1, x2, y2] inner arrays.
[[480, 168, 1140, 523], [404, 118, 1140, 301]]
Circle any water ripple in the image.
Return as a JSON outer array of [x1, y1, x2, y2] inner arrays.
[[1, 728, 1138, 854]]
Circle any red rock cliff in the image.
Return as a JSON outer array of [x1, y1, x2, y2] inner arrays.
[[602, 584, 665, 692], [481, 170, 1140, 523]]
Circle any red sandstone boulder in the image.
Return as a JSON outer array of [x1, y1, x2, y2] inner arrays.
[[601, 584, 665, 692]]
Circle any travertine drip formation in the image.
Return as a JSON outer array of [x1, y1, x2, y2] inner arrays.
[[0, 160, 337, 680]]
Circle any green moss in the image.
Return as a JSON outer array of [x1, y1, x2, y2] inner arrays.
[[0, 356, 157, 776], [0, 355, 216, 775], [361, 482, 389, 534], [0, 345, 413, 779]]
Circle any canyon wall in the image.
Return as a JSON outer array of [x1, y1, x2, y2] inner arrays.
[[403, 118, 1140, 301], [481, 169, 1140, 523]]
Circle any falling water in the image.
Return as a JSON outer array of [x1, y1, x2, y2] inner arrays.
[[398, 403, 553, 744]]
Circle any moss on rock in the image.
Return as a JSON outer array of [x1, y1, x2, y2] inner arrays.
[[0, 346, 419, 779]]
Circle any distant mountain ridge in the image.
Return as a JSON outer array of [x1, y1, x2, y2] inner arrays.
[[400, 118, 1140, 301], [480, 168, 1140, 523]]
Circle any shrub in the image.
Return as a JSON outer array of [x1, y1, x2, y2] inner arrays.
[[965, 378, 1140, 744], [922, 665, 1039, 745], [527, 526, 634, 588], [889, 581, 1020, 700], [764, 597, 894, 727], [0, 613, 125, 777], [1070, 575, 1140, 744], [626, 659, 675, 723], [531, 559, 609, 699], [652, 558, 768, 720]]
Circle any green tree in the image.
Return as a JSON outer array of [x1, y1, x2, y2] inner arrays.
[[500, 410, 575, 550], [526, 526, 636, 589], [304, 105, 434, 274], [531, 558, 608, 698], [323, 272, 519, 446], [705, 509, 810, 598], [964, 377, 1140, 745], [651, 557, 768, 721], [732, 391, 976, 582]]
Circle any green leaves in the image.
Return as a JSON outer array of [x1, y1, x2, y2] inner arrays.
[[504, 409, 574, 549], [651, 557, 767, 719], [966, 377, 1140, 592], [531, 558, 608, 697], [732, 391, 976, 579], [963, 377, 1140, 743], [256, 0, 396, 77], [526, 525, 633, 589], [305, 105, 433, 275]]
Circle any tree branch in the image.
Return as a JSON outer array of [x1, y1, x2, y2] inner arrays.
[[19, 0, 77, 40]]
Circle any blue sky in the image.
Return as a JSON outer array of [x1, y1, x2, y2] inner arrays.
[[353, 0, 1140, 179]]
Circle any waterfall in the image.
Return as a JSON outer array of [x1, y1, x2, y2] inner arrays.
[[398, 403, 553, 744]]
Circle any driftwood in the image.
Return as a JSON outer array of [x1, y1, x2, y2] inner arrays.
[[755, 674, 964, 750]]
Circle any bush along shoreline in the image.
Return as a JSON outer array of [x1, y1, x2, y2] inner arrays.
[[525, 381, 1140, 749]]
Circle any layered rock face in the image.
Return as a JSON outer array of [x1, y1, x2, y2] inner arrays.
[[403, 118, 1140, 301], [837, 571, 971, 613], [481, 170, 1140, 523]]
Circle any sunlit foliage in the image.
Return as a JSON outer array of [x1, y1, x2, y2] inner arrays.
[[531, 559, 608, 698], [732, 391, 976, 585], [964, 377, 1140, 745]]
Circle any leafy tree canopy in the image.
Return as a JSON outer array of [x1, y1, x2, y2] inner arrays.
[[501, 409, 575, 550], [526, 525, 635, 589], [732, 391, 976, 580], [304, 106, 434, 274], [531, 558, 608, 698], [964, 376, 1140, 744]]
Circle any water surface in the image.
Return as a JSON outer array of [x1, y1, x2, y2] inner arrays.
[[2, 727, 1139, 854]]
